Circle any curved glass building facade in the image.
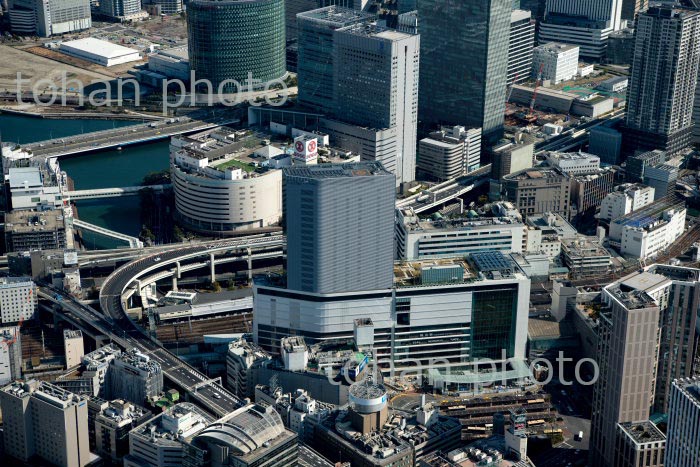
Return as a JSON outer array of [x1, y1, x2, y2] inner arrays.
[[187, 0, 286, 91]]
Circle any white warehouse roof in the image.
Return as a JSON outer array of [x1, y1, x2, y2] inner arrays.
[[60, 38, 141, 66]]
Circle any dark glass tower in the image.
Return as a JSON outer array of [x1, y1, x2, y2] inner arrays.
[[187, 0, 286, 91], [417, 0, 511, 143]]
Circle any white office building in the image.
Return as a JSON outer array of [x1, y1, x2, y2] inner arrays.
[[539, 0, 623, 60], [509, 10, 536, 85], [124, 403, 213, 467], [532, 42, 580, 84], [395, 207, 525, 260], [6, 166, 63, 211], [619, 207, 686, 260], [545, 151, 600, 174], [417, 126, 482, 180], [8, 0, 91, 36], [0, 277, 37, 324], [666, 377, 700, 467], [599, 184, 655, 221], [332, 22, 420, 186]]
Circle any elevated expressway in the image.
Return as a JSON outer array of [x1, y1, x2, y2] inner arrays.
[[93, 235, 286, 416]]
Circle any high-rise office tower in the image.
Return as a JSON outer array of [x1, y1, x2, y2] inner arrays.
[[285, 0, 320, 41], [7, 0, 91, 37], [98, 0, 142, 19], [623, 6, 700, 156], [418, 0, 511, 143], [539, 0, 623, 60], [666, 377, 700, 467], [590, 273, 661, 467], [333, 22, 420, 184], [187, 0, 286, 92], [1, 380, 90, 467], [621, 0, 648, 22], [284, 162, 396, 294], [508, 10, 536, 85], [297, 6, 375, 113]]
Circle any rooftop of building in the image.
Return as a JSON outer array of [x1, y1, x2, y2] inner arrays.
[[8, 166, 43, 189], [283, 161, 393, 180], [151, 44, 188, 60], [340, 21, 415, 40], [298, 5, 375, 26], [83, 344, 121, 368], [535, 42, 579, 53], [321, 405, 460, 463], [502, 166, 568, 181], [618, 421, 666, 445], [511, 9, 532, 23], [97, 399, 150, 425], [674, 377, 700, 404], [561, 237, 611, 259], [63, 329, 83, 339], [2, 380, 86, 407], [61, 38, 140, 59], [421, 435, 536, 466], [115, 348, 161, 374], [611, 196, 686, 229], [526, 212, 578, 238], [646, 264, 700, 282], [397, 205, 523, 233], [130, 402, 214, 447], [193, 404, 293, 459], [605, 282, 657, 311], [546, 151, 599, 163], [5, 209, 65, 233], [528, 315, 577, 341], [0, 276, 35, 287], [618, 271, 672, 295]]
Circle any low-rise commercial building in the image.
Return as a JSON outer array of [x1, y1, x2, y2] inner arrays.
[[545, 151, 601, 175], [598, 76, 629, 93], [4, 209, 67, 253], [609, 198, 687, 257], [626, 150, 667, 183], [95, 399, 152, 464], [311, 381, 461, 466], [124, 403, 213, 467], [561, 237, 611, 278], [619, 207, 686, 260], [63, 329, 84, 369], [6, 165, 63, 210], [588, 125, 623, 165], [569, 167, 616, 222], [502, 167, 571, 219], [532, 42, 580, 84], [417, 126, 481, 180], [490, 133, 535, 180], [644, 157, 681, 201], [395, 206, 525, 260], [599, 184, 656, 222]]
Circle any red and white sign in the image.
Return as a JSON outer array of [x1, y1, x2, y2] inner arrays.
[[293, 136, 318, 164]]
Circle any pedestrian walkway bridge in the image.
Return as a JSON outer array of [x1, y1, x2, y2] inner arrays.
[[65, 184, 171, 200], [72, 219, 143, 249]]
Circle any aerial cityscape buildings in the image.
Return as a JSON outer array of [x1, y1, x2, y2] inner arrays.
[[4, 0, 700, 466]]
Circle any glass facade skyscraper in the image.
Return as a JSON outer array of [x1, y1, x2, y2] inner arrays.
[[187, 0, 286, 92], [417, 0, 511, 143]]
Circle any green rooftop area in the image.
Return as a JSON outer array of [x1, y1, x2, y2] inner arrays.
[[214, 158, 256, 173]]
